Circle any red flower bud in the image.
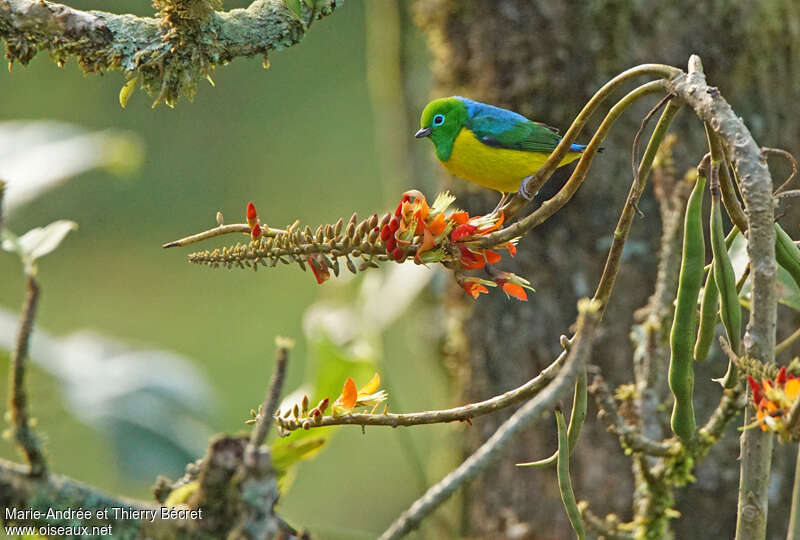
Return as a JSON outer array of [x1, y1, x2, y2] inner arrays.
[[385, 235, 397, 253], [391, 247, 404, 261], [389, 217, 400, 233], [247, 201, 258, 229], [747, 375, 764, 405], [250, 223, 262, 241], [777, 365, 787, 385], [395, 202, 403, 217], [380, 224, 392, 241]]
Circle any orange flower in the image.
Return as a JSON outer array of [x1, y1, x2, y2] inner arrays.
[[458, 276, 494, 298], [747, 366, 800, 438], [491, 271, 536, 302], [332, 373, 388, 417]]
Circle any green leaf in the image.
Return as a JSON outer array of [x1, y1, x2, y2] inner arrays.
[[777, 265, 800, 311], [730, 233, 800, 311], [285, 0, 303, 19]]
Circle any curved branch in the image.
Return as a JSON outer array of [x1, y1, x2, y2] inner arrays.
[[278, 348, 567, 431], [377, 298, 602, 540], [1, 0, 339, 106]]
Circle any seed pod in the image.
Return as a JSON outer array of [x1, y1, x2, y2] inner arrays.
[[709, 166, 741, 388], [693, 268, 718, 363], [556, 409, 585, 540], [668, 170, 705, 441]]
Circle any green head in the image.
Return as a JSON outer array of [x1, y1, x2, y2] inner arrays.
[[415, 97, 467, 161]]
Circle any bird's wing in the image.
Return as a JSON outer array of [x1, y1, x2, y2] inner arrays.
[[468, 116, 563, 153]]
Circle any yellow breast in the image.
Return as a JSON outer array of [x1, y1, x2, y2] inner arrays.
[[442, 129, 581, 193]]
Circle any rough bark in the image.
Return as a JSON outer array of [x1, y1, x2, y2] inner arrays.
[[413, 1, 800, 538]]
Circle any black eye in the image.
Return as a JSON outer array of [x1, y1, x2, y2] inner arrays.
[[433, 114, 445, 126]]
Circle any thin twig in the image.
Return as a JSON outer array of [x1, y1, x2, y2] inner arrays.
[[588, 374, 675, 457], [581, 506, 634, 540], [777, 327, 800, 356], [163, 223, 285, 248], [377, 299, 602, 540], [277, 351, 566, 431], [593, 97, 683, 308], [631, 93, 675, 213], [762, 147, 798, 195], [788, 444, 800, 540], [8, 275, 47, 476], [244, 338, 292, 470]]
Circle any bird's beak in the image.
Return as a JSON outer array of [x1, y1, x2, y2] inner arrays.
[[414, 127, 432, 138]]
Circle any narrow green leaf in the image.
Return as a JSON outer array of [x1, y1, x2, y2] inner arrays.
[[285, 0, 303, 20]]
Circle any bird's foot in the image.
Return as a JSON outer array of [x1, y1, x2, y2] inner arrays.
[[517, 176, 537, 201], [490, 193, 510, 216]]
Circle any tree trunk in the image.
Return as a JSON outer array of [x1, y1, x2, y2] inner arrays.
[[413, 1, 800, 538]]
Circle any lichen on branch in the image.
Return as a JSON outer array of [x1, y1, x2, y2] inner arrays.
[[1, 0, 339, 107]]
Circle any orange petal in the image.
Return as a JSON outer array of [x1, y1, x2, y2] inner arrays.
[[502, 282, 528, 301], [787, 378, 800, 402], [340, 377, 357, 409], [428, 213, 446, 236], [359, 373, 381, 395], [450, 211, 469, 225], [417, 227, 435, 256], [477, 211, 504, 234], [484, 250, 501, 264]]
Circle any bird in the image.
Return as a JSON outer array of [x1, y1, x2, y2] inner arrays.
[[415, 96, 590, 211]]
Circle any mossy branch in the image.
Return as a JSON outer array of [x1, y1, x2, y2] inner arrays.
[[1, 0, 339, 107]]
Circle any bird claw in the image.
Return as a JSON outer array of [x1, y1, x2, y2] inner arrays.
[[517, 176, 536, 201]]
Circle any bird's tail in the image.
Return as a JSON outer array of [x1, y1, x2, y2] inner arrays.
[[569, 143, 603, 153]]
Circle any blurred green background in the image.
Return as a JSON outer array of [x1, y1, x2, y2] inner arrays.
[[0, 1, 460, 538]]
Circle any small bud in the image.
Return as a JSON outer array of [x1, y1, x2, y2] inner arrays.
[[388, 217, 400, 233], [379, 212, 391, 229], [349, 212, 358, 226], [302, 420, 311, 430], [317, 397, 330, 414], [313, 411, 323, 424], [292, 404, 300, 419], [302, 395, 309, 414], [216, 211, 224, 226], [380, 224, 392, 242], [346, 257, 357, 274], [385, 236, 397, 253], [368, 213, 379, 229], [334, 217, 343, 236], [325, 224, 334, 239], [251, 223, 262, 241], [367, 229, 379, 244], [247, 202, 258, 229], [391, 247, 404, 261]]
